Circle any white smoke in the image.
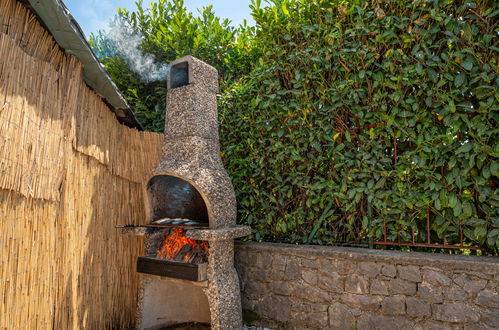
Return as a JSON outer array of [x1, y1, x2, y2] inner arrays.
[[106, 19, 169, 82]]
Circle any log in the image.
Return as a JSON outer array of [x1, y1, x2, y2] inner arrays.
[[137, 256, 207, 281]]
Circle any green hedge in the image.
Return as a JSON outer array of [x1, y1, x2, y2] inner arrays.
[[219, 0, 498, 251]]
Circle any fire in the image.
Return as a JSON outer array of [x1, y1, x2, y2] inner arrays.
[[156, 227, 208, 263]]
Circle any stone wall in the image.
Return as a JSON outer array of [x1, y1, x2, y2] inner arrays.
[[235, 242, 499, 329]]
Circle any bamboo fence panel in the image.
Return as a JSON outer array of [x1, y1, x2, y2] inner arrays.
[[0, 0, 164, 328], [0, 190, 59, 329]]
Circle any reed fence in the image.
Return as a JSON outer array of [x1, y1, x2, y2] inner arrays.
[[0, 0, 164, 328]]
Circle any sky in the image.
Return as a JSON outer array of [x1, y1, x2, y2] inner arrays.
[[63, 0, 254, 38]]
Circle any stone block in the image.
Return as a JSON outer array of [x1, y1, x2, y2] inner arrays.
[[359, 262, 382, 278], [406, 297, 431, 317], [271, 281, 293, 296], [485, 281, 497, 291], [417, 282, 443, 303], [301, 268, 318, 286], [476, 290, 499, 308], [284, 261, 301, 281], [357, 314, 415, 329], [455, 270, 493, 280], [244, 281, 268, 300], [318, 272, 344, 293], [272, 256, 287, 271], [337, 260, 358, 275], [417, 320, 462, 330], [423, 268, 452, 286], [381, 295, 406, 315], [432, 302, 479, 323], [292, 285, 331, 303], [480, 308, 499, 328], [291, 311, 328, 329], [390, 278, 417, 295], [319, 257, 335, 270], [268, 269, 284, 281], [345, 274, 370, 294], [381, 264, 397, 278], [454, 273, 487, 293], [321, 258, 357, 275], [301, 258, 319, 268], [444, 286, 468, 301], [378, 275, 394, 281], [341, 293, 380, 311], [247, 253, 260, 266], [249, 253, 272, 269], [291, 301, 328, 313], [328, 302, 356, 329], [248, 269, 270, 283], [370, 279, 389, 295], [257, 294, 291, 323], [397, 265, 422, 282]]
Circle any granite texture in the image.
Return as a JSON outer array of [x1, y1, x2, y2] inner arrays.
[[235, 242, 499, 330], [120, 226, 149, 236], [205, 240, 243, 329], [136, 276, 149, 330], [187, 226, 251, 241], [165, 87, 219, 140]]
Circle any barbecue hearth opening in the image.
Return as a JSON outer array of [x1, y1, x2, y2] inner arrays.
[[147, 175, 209, 226]]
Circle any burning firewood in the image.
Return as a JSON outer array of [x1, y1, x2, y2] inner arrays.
[[156, 227, 208, 263]]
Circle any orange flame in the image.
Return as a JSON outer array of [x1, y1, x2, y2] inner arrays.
[[156, 227, 208, 262]]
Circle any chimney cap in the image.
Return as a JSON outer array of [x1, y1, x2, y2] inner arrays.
[[167, 55, 218, 92]]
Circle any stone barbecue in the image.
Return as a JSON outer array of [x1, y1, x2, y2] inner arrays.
[[121, 56, 250, 330]]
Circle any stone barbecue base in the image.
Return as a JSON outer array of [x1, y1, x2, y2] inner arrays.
[[235, 242, 499, 330], [137, 56, 250, 330]]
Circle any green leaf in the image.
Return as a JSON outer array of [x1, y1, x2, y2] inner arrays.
[[462, 60, 473, 71], [435, 198, 442, 211], [474, 226, 487, 240], [483, 165, 491, 179], [454, 73, 466, 87], [453, 200, 462, 217], [491, 161, 498, 177], [487, 229, 499, 238], [462, 201, 473, 218], [448, 194, 458, 208], [428, 69, 437, 82], [457, 143, 472, 153], [439, 189, 448, 207]]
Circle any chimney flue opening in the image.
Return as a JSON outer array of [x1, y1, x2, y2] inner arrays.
[[169, 61, 189, 89]]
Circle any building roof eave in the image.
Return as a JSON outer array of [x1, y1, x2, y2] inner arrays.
[[27, 0, 143, 130]]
